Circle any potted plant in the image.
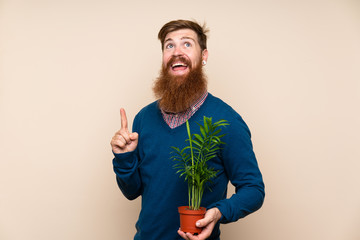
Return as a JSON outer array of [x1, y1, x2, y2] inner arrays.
[[171, 116, 229, 234]]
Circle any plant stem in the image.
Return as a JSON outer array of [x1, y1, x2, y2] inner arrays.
[[186, 121, 195, 209]]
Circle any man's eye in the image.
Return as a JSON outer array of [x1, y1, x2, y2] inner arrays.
[[166, 44, 173, 49], [185, 42, 191, 47]]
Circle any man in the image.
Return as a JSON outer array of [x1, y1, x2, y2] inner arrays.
[[111, 19, 265, 240]]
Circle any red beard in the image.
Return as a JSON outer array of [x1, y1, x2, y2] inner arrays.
[[153, 56, 207, 113]]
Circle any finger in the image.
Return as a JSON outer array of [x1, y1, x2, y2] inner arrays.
[[185, 232, 198, 240], [196, 208, 218, 228], [112, 136, 126, 148], [120, 108, 128, 131], [119, 129, 131, 144], [116, 134, 128, 146], [129, 132, 139, 141], [195, 225, 212, 239], [177, 230, 190, 240], [196, 217, 210, 228], [194, 218, 215, 240]]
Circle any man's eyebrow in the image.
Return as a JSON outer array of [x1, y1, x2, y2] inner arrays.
[[181, 36, 196, 42], [164, 36, 196, 43], [164, 38, 173, 44]]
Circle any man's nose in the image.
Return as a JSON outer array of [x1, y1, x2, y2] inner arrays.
[[172, 46, 183, 56]]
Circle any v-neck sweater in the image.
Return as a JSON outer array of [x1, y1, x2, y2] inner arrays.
[[113, 93, 265, 240]]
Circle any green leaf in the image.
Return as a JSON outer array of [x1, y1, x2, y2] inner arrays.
[[170, 116, 229, 208], [193, 133, 204, 143]]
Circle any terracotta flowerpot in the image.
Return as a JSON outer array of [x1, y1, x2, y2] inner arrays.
[[178, 206, 206, 234]]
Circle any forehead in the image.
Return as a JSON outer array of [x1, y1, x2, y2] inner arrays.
[[164, 29, 198, 42]]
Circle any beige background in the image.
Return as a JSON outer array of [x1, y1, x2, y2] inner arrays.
[[1, 0, 360, 239]]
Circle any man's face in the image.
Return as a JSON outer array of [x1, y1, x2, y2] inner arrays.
[[162, 29, 208, 78]]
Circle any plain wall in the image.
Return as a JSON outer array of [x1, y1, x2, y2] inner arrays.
[[1, 0, 359, 239]]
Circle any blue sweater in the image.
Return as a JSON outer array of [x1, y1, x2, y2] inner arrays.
[[113, 93, 265, 240]]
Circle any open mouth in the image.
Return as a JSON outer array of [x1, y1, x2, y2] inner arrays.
[[171, 62, 188, 71]]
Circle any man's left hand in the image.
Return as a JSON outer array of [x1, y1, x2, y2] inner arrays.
[[178, 207, 222, 240]]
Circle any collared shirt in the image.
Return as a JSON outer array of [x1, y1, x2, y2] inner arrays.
[[161, 91, 208, 129]]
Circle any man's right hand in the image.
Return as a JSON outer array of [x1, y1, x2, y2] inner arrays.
[[110, 108, 139, 154]]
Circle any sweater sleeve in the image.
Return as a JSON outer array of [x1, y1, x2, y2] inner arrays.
[[112, 114, 142, 200], [112, 150, 142, 200], [209, 114, 265, 223]]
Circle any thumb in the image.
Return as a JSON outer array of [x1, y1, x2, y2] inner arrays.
[[130, 132, 139, 141], [196, 215, 212, 228]]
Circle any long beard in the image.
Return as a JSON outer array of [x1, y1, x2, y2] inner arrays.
[[153, 57, 207, 113]]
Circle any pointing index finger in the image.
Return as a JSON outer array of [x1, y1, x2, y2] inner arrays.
[[120, 108, 128, 131]]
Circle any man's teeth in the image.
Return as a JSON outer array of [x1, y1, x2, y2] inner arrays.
[[172, 63, 187, 67]]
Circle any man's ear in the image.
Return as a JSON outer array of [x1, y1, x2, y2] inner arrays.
[[202, 49, 209, 63]]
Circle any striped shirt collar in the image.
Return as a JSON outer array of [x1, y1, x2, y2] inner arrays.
[[161, 91, 208, 129]]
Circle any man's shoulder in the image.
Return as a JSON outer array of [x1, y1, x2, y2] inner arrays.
[[138, 100, 158, 114], [206, 93, 251, 134], [207, 93, 237, 113], [133, 100, 159, 121], [205, 93, 247, 122]]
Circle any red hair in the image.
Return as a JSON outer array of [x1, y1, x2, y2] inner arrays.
[[158, 19, 209, 51]]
